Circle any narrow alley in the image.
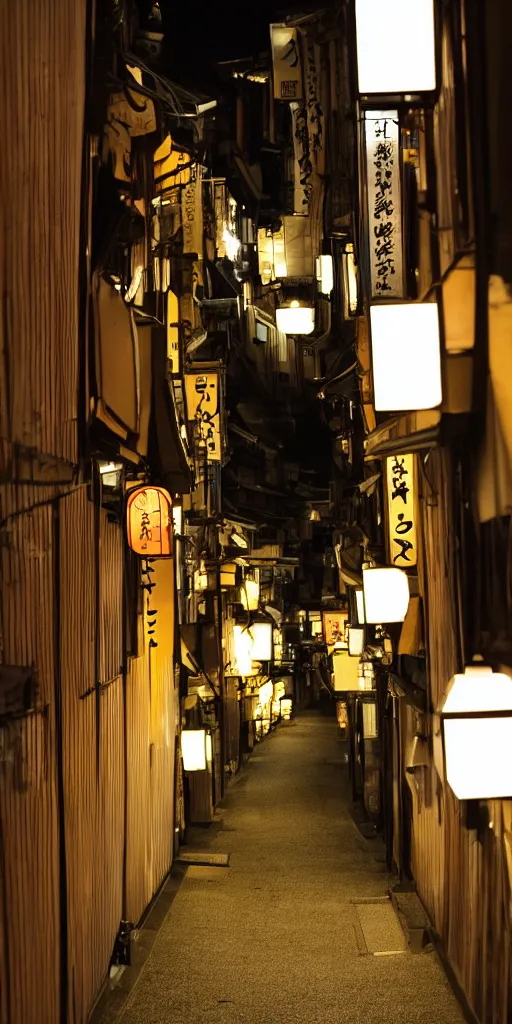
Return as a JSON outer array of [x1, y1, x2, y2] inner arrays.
[[3, 3, 512, 1023], [106, 714, 464, 1024]]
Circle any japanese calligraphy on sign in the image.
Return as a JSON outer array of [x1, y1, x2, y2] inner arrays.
[[181, 167, 203, 257], [365, 111, 403, 300], [126, 486, 173, 558], [271, 24, 303, 101], [386, 454, 417, 568], [184, 371, 222, 462], [141, 558, 159, 649]]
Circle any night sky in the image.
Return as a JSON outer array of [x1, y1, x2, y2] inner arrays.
[[162, 1, 307, 69]]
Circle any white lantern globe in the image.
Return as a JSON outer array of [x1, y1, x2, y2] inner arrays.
[[362, 567, 410, 623], [441, 666, 512, 800]]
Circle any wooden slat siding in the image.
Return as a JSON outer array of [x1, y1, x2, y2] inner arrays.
[[60, 489, 124, 1023], [413, 448, 512, 1024], [148, 556, 176, 898], [99, 678, 124, 994], [0, 0, 86, 462], [99, 513, 124, 683], [0, 503, 60, 1024], [125, 654, 152, 924], [125, 557, 176, 923]]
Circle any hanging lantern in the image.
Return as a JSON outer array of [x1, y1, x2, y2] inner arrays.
[[250, 622, 273, 661], [281, 697, 293, 720], [258, 681, 274, 706], [355, 0, 436, 96], [370, 303, 442, 412], [276, 302, 315, 336], [348, 626, 365, 657], [362, 567, 410, 624], [181, 729, 207, 772], [233, 626, 254, 676], [440, 666, 512, 800], [220, 562, 238, 588], [126, 486, 173, 557]]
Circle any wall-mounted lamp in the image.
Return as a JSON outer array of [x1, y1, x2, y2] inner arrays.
[[355, 0, 436, 96], [348, 626, 365, 657], [370, 302, 442, 412], [440, 666, 512, 800], [181, 729, 208, 772]]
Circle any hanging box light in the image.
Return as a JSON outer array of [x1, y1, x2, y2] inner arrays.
[[220, 562, 238, 588], [348, 626, 365, 657], [355, 0, 436, 96], [440, 666, 512, 800], [181, 729, 207, 772], [355, 588, 365, 624], [276, 302, 315, 336], [370, 303, 442, 412], [126, 486, 173, 557], [250, 622, 273, 661], [363, 567, 410, 624]]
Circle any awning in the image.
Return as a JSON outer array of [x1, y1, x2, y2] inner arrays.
[[364, 411, 441, 461], [152, 327, 191, 495]]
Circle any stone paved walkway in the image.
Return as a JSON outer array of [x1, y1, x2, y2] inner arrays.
[[114, 712, 465, 1024]]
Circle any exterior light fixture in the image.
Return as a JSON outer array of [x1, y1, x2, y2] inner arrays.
[[348, 626, 365, 657], [316, 255, 333, 296], [258, 681, 274, 706], [233, 625, 254, 676], [370, 303, 442, 412], [355, 0, 436, 96], [362, 567, 410, 624], [230, 529, 248, 549], [222, 226, 241, 263], [250, 622, 273, 661], [206, 733, 213, 764], [281, 697, 293, 720], [440, 666, 512, 800], [126, 486, 173, 557], [220, 562, 238, 588], [99, 461, 123, 489], [172, 505, 183, 536], [276, 302, 315, 336], [241, 578, 260, 611], [342, 244, 359, 317], [181, 730, 207, 772]]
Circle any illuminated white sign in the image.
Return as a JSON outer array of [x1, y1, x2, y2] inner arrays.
[[355, 0, 436, 95]]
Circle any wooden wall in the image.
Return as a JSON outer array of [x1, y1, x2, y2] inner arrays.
[[0, 4, 178, 1022], [411, 447, 512, 1024]]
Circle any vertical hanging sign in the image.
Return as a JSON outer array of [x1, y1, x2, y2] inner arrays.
[[270, 25, 303, 101], [181, 167, 203, 257], [184, 370, 222, 462], [386, 454, 417, 567], [365, 111, 403, 299]]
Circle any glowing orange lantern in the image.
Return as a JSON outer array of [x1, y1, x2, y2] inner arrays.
[[126, 486, 173, 557]]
